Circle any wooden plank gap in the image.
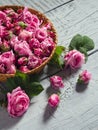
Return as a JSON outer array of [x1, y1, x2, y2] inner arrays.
[[44, 0, 74, 14]]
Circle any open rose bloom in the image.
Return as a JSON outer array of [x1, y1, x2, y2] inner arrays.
[[7, 87, 30, 117], [78, 70, 92, 84], [64, 50, 85, 69], [0, 6, 56, 75]]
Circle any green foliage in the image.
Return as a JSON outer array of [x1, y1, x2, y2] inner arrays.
[[69, 34, 95, 61], [25, 82, 44, 98], [0, 71, 44, 103], [49, 46, 65, 68]]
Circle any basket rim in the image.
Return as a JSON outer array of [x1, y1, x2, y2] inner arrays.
[[0, 5, 58, 76]]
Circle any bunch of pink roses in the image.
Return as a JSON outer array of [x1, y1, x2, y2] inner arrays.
[[0, 7, 55, 74]]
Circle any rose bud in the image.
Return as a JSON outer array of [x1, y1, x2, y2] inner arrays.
[[78, 70, 91, 84], [48, 94, 60, 107], [50, 75, 64, 89]]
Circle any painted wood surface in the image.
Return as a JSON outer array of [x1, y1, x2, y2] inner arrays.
[[0, 0, 98, 130]]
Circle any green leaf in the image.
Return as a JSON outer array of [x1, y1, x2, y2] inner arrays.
[[18, 21, 27, 28], [29, 74, 39, 82], [69, 34, 83, 50], [69, 34, 95, 51], [82, 36, 95, 51], [25, 82, 44, 98], [55, 46, 65, 56], [49, 45, 65, 68], [79, 47, 88, 62]]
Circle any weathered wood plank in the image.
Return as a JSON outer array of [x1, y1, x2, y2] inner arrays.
[[45, 0, 98, 49], [0, 0, 72, 12]]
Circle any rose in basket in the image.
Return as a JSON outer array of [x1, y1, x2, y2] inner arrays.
[[0, 6, 57, 81]]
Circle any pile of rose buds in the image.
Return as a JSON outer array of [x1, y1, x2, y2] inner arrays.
[[0, 7, 55, 74]]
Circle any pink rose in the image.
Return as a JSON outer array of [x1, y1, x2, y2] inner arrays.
[[0, 40, 10, 52], [18, 57, 28, 66], [34, 48, 43, 58], [78, 70, 91, 84], [6, 64, 16, 74], [50, 76, 64, 89], [0, 51, 15, 73], [64, 50, 85, 69], [0, 11, 6, 22], [1, 51, 15, 64], [29, 38, 40, 50], [7, 87, 30, 117], [41, 37, 55, 56], [48, 94, 60, 107], [35, 28, 47, 42], [23, 7, 40, 26], [28, 55, 42, 69], [19, 30, 32, 41], [0, 25, 8, 38], [10, 36, 19, 47], [19, 66, 30, 73], [14, 41, 32, 56]]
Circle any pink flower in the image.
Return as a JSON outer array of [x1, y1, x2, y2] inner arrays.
[[19, 30, 32, 41], [19, 66, 30, 73], [7, 87, 30, 117], [0, 40, 10, 52], [50, 76, 64, 89], [29, 38, 40, 50], [6, 64, 16, 74], [35, 28, 47, 42], [10, 36, 19, 47], [1, 51, 15, 64], [0, 11, 6, 20], [41, 37, 55, 56], [48, 94, 60, 107], [23, 7, 40, 26], [78, 70, 91, 84], [34, 48, 43, 58], [0, 25, 8, 38], [14, 41, 32, 56], [0, 51, 15, 74], [28, 55, 42, 69], [18, 57, 28, 66], [64, 50, 85, 69]]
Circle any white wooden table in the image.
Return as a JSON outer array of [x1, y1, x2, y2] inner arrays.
[[0, 0, 98, 130]]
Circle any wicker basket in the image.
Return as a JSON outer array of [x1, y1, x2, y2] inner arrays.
[[0, 5, 57, 82]]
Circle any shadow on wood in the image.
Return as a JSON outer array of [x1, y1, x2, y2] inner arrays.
[[75, 83, 88, 92], [43, 104, 57, 123], [46, 86, 60, 98], [0, 108, 22, 129]]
